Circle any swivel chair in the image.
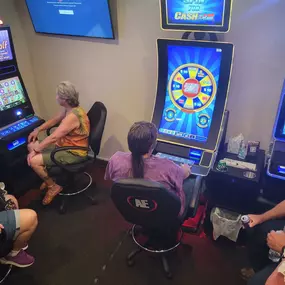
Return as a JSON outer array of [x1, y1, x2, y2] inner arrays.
[[47, 102, 107, 213], [111, 179, 188, 279]]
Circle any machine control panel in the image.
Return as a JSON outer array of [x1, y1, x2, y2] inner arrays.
[[0, 116, 39, 139], [155, 152, 195, 166]]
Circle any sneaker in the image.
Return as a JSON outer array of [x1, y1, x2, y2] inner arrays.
[[0, 250, 35, 268], [22, 244, 28, 251]]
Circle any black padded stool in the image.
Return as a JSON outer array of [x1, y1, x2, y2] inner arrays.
[[111, 179, 190, 279]]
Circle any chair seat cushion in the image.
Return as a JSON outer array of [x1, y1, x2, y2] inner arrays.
[[48, 159, 92, 176]]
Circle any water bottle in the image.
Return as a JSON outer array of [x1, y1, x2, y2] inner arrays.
[[268, 230, 284, 262], [238, 140, 247, 160]]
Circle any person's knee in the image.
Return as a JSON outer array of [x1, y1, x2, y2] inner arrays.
[[28, 210, 38, 228], [19, 209, 38, 231]]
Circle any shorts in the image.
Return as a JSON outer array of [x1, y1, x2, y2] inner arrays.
[[0, 210, 20, 241], [38, 132, 87, 168]]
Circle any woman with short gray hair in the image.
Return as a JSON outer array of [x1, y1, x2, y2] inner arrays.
[[26, 81, 90, 205]]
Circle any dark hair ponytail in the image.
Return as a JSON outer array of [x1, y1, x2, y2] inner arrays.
[[128, 122, 158, 179], [131, 153, 144, 178]]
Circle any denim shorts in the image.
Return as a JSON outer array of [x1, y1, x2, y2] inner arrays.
[[0, 210, 20, 241]]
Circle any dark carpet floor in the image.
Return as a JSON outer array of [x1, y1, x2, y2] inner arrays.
[[4, 164, 248, 285]]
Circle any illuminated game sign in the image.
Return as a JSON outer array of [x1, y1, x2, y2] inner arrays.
[[0, 77, 27, 111], [0, 30, 13, 62], [158, 45, 222, 143], [161, 0, 232, 32]]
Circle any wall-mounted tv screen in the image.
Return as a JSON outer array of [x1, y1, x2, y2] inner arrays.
[[26, 0, 114, 39], [160, 0, 232, 33]]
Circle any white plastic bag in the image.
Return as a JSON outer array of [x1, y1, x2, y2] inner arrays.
[[227, 133, 244, 154], [210, 207, 242, 242]]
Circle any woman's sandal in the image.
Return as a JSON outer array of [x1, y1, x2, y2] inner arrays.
[[42, 184, 63, 205]]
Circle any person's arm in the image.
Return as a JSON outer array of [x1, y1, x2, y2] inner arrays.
[[248, 200, 285, 227], [34, 113, 79, 152], [262, 201, 285, 222], [266, 264, 285, 285], [37, 109, 66, 132], [28, 109, 66, 143]]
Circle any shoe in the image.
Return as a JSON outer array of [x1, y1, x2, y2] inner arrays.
[[42, 184, 63, 206], [22, 244, 28, 251], [0, 250, 35, 268]]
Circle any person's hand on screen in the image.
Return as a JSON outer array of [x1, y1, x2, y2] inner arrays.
[[247, 214, 264, 228]]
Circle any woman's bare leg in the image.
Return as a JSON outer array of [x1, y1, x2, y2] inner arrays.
[[30, 154, 62, 204], [13, 209, 38, 251]]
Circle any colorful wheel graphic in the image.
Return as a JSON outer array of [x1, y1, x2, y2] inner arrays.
[[165, 108, 176, 122], [168, 63, 217, 113]]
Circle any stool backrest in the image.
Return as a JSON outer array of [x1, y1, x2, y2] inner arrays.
[[111, 179, 181, 229], [87, 102, 107, 156]]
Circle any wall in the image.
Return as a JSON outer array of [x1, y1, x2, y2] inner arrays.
[[15, 0, 285, 159], [0, 0, 40, 114], [225, 0, 285, 148]]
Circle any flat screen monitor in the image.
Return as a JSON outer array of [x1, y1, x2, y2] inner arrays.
[[0, 29, 13, 62], [273, 80, 285, 141], [0, 76, 27, 111], [26, 0, 114, 39], [160, 0, 232, 33], [152, 39, 233, 151]]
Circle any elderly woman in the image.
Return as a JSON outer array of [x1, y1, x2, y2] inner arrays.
[[27, 81, 90, 205]]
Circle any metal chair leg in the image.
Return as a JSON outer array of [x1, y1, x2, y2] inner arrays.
[[59, 197, 67, 214], [161, 255, 172, 279], [0, 265, 12, 283], [126, 248, 142, 267]]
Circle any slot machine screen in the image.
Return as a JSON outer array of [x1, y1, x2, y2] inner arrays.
[[0, 77, 27, 111], [153, 39, 233, 151], [159, 45, 222, 143], [0, 29, 13, 62], [274, 80, 285, 141], [160, 0, 232, 33]]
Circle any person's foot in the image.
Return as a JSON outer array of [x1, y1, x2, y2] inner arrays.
[[42, 184, 63, 205], [40, 182, 47, 191], [22, 244, 28, 251], [0, 250, 35, 268], [241, 267, 255, 281]]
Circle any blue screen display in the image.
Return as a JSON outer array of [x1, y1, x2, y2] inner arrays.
[[166, 0, 226, 27], [26, 0, 114, 39], [159, 45, 223, 143]]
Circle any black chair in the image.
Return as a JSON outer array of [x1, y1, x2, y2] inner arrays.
[[47, 102, 107, 213], [111, 179, 189, 279]]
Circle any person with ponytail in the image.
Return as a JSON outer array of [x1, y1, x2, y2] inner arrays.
[[105, 121, 193, 217]]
